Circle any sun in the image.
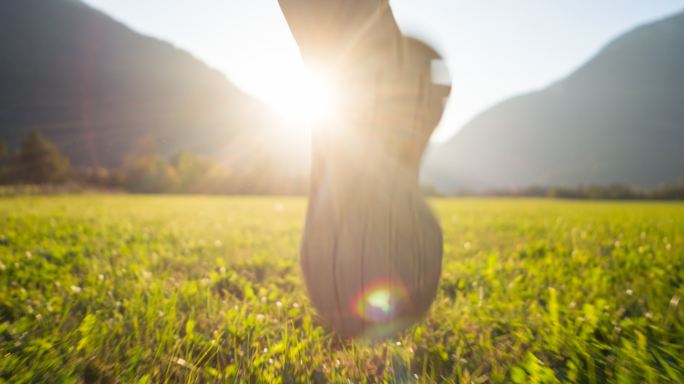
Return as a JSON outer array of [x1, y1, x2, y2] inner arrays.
[[264, 66, 336, 128]]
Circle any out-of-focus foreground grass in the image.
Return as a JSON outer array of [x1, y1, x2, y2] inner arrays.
[[0, 196, 682, 383]]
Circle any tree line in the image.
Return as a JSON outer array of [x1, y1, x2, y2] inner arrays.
[[1, 131, 683, 199], [482, 182, 684, 200], [0, 131, 306, 195]]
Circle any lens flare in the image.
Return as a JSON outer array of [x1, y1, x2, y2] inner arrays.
[[353, 279, 410, 323]]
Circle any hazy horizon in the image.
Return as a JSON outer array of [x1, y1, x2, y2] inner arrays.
[[80, 0, 684, 142]]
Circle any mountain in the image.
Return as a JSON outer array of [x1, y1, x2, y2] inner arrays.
[[0, 0, 281, 168], [423, 10, 684, 193]]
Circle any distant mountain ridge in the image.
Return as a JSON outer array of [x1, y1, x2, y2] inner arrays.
[[0, 0, 275, 167], [423, 10, 684, 192], [3, 1, 682, 192]]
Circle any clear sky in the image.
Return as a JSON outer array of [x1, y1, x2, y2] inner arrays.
[[81, 0, 684, 141]]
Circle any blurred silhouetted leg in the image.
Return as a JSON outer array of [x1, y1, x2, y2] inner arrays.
[[279, 0, 450, 339]]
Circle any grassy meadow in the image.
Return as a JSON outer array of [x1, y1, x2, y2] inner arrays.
[[0, 196, 682, 383]]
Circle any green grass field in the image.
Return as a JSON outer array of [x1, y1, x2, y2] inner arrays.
[[0, 196, 682, 383]]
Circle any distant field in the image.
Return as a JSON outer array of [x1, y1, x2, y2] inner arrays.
[[0, 196, 682, 383]]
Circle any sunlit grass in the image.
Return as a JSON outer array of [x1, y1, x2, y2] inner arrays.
[[0, 196, 682, 382]]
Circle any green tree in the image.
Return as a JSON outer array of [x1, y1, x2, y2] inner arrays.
[[0, 142, 9, 183], [170, 151, 227, 193], [122, 138, 178, 193], [14, 132, 71, 183]]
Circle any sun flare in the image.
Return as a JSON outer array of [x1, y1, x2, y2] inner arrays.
[[265, 66, 336, 128]]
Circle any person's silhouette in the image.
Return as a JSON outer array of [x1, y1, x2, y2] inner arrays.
[[279, 0, 450, 339]]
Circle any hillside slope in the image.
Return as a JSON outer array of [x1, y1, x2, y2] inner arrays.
[[0, 0, 274, 167], [423, 10, 684, 192]]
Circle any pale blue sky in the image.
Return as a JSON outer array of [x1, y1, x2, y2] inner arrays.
[[81, 0, 684, 141]]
